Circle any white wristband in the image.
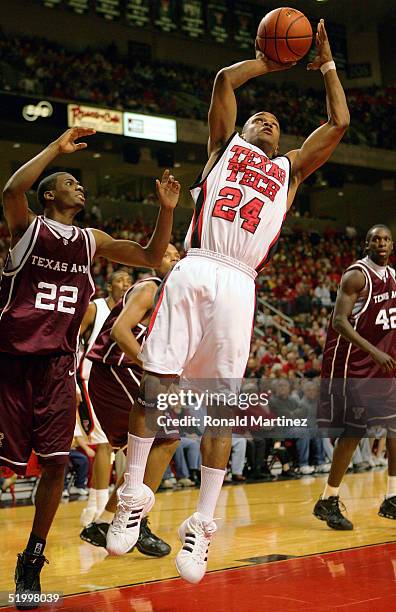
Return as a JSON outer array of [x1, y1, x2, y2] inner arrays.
[[320, 61, 336, 75]]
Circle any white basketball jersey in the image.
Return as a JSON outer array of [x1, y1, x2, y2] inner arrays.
[[80, 297, 111, 379], [185, 132, 291, 271]]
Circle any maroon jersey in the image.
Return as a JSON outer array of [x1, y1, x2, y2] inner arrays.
[[0, 216, 95, 355], [321, 257, 396, 383], [88, 276, 161, 374]]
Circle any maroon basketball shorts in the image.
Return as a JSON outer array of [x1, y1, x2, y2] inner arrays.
[[318, 377, 396, 436], [88, 362, 180, 449], [0, 352, 77, 474]]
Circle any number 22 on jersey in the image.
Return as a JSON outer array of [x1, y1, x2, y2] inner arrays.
[[35, 282, 79, 314]]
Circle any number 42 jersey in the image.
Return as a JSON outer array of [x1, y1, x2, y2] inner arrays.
[[321, 257, 396, 380], [185, 132, 291, 272], [0, 216, 95, 355]]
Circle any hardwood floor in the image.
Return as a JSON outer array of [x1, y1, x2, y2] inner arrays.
[[1, 468, 395, 605]]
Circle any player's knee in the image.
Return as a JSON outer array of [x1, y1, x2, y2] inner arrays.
[[40, 462, 67, 480]]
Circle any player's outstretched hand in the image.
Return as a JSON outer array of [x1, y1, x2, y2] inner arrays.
[[55, 127, 96, 154], [255, 39, 296, 73], [371, 348, 396, 373], [307, 19, 333, 71], [156, 169, 180, 210]]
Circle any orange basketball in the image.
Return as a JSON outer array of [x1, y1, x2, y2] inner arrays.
[[257, 7, 313, 64]]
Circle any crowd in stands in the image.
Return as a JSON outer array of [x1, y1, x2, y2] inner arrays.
[[1, 32, 395, 149]]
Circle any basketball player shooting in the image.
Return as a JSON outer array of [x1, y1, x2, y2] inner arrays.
[[107, 19, 350, 583], [314, 225, 396, 530], [0, 127, 179, 606]]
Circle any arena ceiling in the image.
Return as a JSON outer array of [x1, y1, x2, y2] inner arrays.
[[256, 0, 396, 28]]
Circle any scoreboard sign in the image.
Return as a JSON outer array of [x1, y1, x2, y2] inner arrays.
[[123, 112, 177, 143]]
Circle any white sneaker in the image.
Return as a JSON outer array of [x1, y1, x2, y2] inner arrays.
[[161, 479, 175, 489], [80, 507, 97, 527], [376, 456, 388, 467], [175, 512, 217, 584], [178, 478, 195, 487], [315, 463, 331, 473], [69, 486, 89, 496], [106, 481, 154, 556], [300, 465, 315, 475]]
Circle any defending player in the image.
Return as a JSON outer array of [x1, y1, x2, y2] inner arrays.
[[78, 270, 132, 528], [108, 19, 349, 583], [80, 244, 180, 557], [0, 127, 179, 606], [314, 225, 396, 530]]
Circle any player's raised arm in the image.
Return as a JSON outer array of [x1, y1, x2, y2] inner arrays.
[[2, 128, 95, 243], [93, 169, 179, 268], [332, 270, 396, 373], [208, 46, 295, 157], [110, 281, 157, 366], [287, 20, 350, 191]]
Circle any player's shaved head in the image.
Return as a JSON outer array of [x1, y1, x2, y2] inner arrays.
[[241, 111, 281, 158], [37, 172, 69, 208], [365, 224, 392, 242], [242, 112, 280, 135]]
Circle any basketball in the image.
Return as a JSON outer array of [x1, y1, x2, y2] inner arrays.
[[256, 7, 313, 64]]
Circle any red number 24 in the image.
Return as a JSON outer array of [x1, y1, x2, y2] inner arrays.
[[212, 187, 264, 234]]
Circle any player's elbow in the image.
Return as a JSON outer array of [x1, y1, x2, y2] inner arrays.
[[110, 323, 121, 343], [2, 183, 17, 200], [143, 248, 162, 268], [331, 111, 350, 132], [214, 68, 232, 90]]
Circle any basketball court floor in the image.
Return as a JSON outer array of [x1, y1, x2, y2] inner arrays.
[[1, 469, 395, 611]]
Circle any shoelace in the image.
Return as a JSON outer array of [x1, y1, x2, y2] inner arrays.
[[20, 556, 49, 586], [111, 498, 141, 533], [184, 519, 216, 563], [331, 497, 348, 514]]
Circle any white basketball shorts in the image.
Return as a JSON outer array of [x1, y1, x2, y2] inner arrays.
[[81, 359, 109, 445], [139, 249, 256, 381]]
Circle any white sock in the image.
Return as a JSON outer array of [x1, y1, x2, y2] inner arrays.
[[323, 483, 340, 499], [86, 488, 97, 510], [196, 465, 226, 522], [124, 433, 155, 492], [96, 489, 109, 515], [98, 509, 114, 524], [386, 476, 396, 499]]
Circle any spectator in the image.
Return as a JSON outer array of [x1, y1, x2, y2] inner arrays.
[[62, 423, 95, 498], [295, 382, 330, 475]]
